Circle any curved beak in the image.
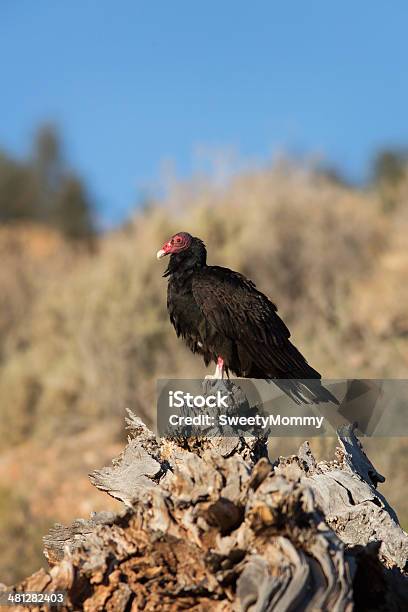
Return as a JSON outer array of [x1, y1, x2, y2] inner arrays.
[[156, 248, 167, 260]]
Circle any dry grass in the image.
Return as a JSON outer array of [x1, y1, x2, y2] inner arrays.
[[0, 162, 407, 582]]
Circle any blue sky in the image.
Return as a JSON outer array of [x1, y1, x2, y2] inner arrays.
[[1, 1, 408, 225]]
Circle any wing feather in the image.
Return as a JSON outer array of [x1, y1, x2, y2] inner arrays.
[[192, 266, 316, 378]]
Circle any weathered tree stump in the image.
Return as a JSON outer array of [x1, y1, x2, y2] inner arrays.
[[3, 409, 408, 611]]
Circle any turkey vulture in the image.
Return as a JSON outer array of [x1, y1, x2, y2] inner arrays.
[[157, 232, 338, 405]]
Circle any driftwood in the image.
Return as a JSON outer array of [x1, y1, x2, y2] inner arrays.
[[4, 404, 408, 611]]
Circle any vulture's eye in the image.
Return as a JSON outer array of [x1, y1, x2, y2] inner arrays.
[[175, 237, 182, 243]]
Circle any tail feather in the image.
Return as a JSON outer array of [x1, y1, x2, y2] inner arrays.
[[273, 378, 339, 405]]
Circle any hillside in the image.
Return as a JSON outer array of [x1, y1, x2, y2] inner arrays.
[[0, 163, 407, 583]]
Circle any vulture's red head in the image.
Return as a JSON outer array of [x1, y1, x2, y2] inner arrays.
[[156, 232, 193, 259]]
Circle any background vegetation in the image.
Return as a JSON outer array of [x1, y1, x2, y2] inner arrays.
[[0, 128, 407, 584]]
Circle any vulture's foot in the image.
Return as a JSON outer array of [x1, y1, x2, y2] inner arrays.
[[205, 357, 225, 380]]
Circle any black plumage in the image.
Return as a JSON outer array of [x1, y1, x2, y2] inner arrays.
[[157, 232, 338, 404]]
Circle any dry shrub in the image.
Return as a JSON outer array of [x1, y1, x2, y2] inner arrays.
[[0, 225, 67, 356]]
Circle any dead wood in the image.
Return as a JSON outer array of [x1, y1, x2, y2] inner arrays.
[[3, 402, 408, 611]]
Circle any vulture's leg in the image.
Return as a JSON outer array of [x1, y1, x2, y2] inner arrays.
[[205, 356, 225, 380], [215, 356, 225, 379]]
